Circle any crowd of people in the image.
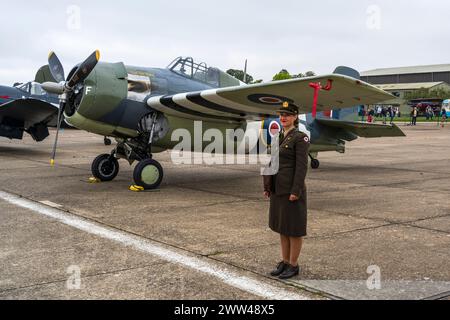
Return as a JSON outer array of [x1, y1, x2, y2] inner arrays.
[[359, 105, 448, 127], [359, 105, 399, 124]]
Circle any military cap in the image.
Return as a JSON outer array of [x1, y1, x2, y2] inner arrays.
[[277, 101, 299, 115]]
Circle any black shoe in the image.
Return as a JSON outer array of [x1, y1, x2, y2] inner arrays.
[[278, 264, 300, 280], [270, 261, 288, 277]]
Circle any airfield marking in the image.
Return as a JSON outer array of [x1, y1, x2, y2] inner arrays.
[[0, 191, 312, 300]]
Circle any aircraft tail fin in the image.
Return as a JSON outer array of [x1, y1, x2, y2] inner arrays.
[[333, 66, 361, 80]]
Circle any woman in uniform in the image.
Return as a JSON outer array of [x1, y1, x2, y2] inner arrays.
[[263, 102, 310, 279]]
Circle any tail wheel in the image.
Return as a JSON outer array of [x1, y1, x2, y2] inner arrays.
[[311, 159, 320, 169], [104, 137, 112, 146], [92, 154, 120, 182], [133, 159, 164, 190]]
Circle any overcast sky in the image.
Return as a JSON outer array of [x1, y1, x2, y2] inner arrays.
[[1, 0, 449, 85]]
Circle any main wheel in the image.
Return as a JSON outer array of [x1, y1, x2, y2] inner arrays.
[[311, 159, 320, 169], [104, 137, 112, 146], [133, 159, 164, 190], [92, 154, 120, 182]]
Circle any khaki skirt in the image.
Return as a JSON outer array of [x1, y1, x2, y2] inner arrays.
[[269, 193, 307, 237]]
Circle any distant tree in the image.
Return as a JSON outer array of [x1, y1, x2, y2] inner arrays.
[[404, 87, 450, 101], [273, 69, 292, 81], [251, 79, 263, 84], [292, 73, 305, 79], [274, 70, 316, 80], [226, 69, 254, 84]]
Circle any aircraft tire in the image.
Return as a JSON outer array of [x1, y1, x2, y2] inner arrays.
[[311, 159, 320, 169], [104, 137, 112, 146], [92, 154, 120, 182], [133, 159, 164, 190]]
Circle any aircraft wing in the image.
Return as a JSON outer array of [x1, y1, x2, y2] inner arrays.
[[147, 74, 394, 123], [316, 118, 406, 138], [0, 98, 59, 128]]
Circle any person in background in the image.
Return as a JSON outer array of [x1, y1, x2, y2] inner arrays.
[[367, 107, 375, 123], [388, 105, 395, 125], [441, 107, 447, 128], [411, 107, 418, 126], [376, 105, 382, 118], [359, 106, 366, 122], [381, 106, 387, 124]]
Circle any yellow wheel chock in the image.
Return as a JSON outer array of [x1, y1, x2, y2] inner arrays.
[[129, 185, 145, 192], [88, 177, 101, 183]]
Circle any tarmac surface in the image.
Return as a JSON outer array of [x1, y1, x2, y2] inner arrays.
[[0, 123, 449, 300]]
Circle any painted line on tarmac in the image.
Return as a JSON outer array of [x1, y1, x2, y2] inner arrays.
[[0, 191, 311, 300]]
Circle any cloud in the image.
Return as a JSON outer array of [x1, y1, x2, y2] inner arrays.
[[0, 0, 449, 84]]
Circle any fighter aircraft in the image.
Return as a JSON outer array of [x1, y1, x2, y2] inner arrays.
[[0, 66, 60, 141], [41, 51, 404, 190]]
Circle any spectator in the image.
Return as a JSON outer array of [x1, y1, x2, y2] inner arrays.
[[411, 107, 418, 126], [441, 107, 447, 128], [376, 105, 382, 118], [359, 106, 366, 122], [381, 107, 387, 124], [388, 106, 395, 125], [367, 107, 375, 123], [425, 106, 431, 120]]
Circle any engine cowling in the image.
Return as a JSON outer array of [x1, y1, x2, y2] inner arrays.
[[64, 62, 130, 137]]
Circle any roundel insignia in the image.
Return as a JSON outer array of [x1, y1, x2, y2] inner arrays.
[[260, 97, 283, 104], [269, 120, 281, 138], [304, 136, 310, 142], [248, 94, 294, 106]]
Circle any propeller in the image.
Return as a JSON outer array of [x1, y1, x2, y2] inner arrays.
[[42, 50, 100, 166]]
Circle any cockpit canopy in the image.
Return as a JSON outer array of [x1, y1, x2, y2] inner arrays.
[[167, 57, 241, 88], [14, 82, 47, 96]]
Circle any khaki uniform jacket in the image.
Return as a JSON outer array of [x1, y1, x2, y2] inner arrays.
[[263, 129, 310, 197]]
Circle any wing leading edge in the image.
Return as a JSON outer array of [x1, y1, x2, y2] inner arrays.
[[147, 74, 394, 123]]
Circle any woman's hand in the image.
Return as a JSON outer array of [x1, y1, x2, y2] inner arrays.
[[264, 191, 271, 199], [289, 194, 299, 202]]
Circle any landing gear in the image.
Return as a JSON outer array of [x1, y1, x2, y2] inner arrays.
[[104, 137, 112, 146], [309, 153, 320, 169], [133, 158, 164, 190], [90, 112, 168, 190], [311, 158, 320, 169], [91, 154, 120, 181]]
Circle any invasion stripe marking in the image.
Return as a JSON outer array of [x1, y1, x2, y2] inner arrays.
[[186, 93, 271, 119], [172, 93, 234, 117], [159, 96, 243, 123]]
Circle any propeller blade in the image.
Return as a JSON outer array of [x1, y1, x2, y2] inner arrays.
[[50, 101, 66, 166], [41, 81, 65, 95], [66, 50, 100, 89], [48, 52, 65, 83]]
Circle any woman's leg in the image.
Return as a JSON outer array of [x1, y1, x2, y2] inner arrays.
[[289, 237, 303, 266], [280, 235, 290, 262]]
